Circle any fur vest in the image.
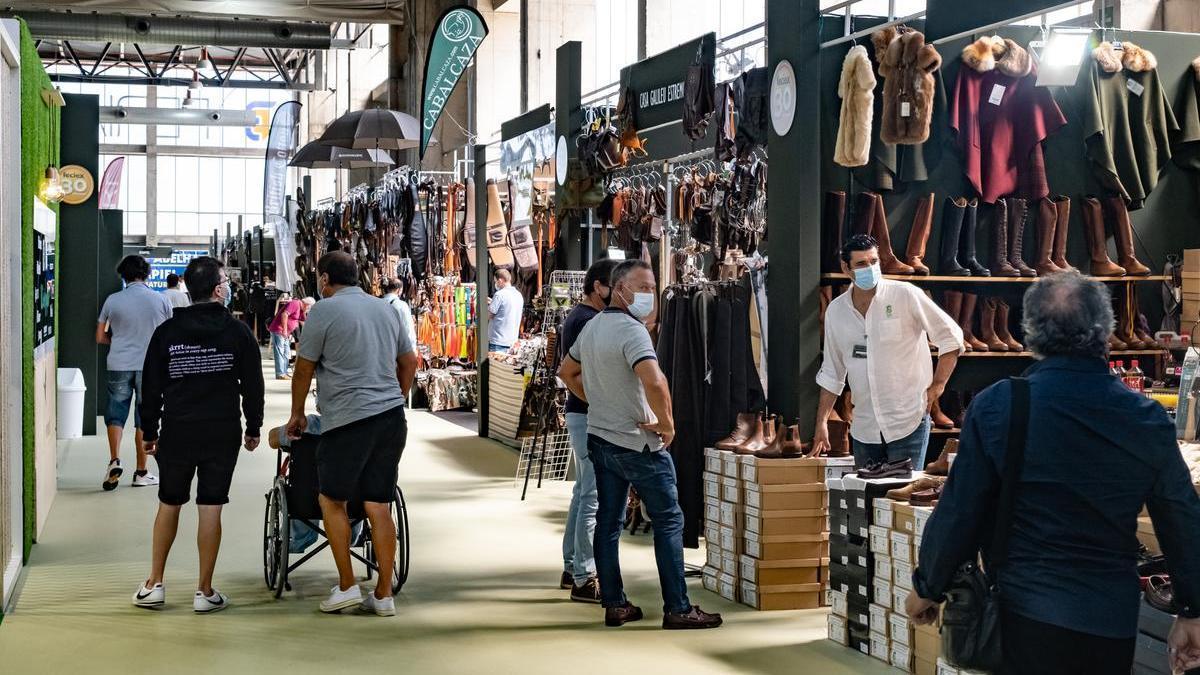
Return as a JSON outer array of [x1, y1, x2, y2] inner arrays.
[[835, 45, 876, 167], [873, 27, 941, 145]]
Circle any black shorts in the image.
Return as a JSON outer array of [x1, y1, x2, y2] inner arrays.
[[317, 406, 407, 503], [156, 424, 242, 506]]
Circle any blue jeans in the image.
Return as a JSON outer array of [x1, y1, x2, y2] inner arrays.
[[488, 343, 511, 353], [851, 415, 931, 469], [589, 435, 690, 613], [562, 413, 597, 585], [271, 332, 291, 377], [105, 370, 143, 429]]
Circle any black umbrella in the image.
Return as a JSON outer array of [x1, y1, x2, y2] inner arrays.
[[289, 141, 394, 169], [316, 108, 430, 151]]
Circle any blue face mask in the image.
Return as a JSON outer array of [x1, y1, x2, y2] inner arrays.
[[853, 263, 882, 291]]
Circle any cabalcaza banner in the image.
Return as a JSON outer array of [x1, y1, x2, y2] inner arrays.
[[420, 5, 489, 161]]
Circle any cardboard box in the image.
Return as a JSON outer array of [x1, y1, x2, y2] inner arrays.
[[914, 506, 934, 536], [894, 559, 914, 591], [1185, 248, 1200, 271], [705, 501, 721, 526], [719, 525, 740, 553], [702, 565, 719, 593], [719, 500, 741, 527], [718, 571, 739, 602], [744, 482, 828, 511], [722, 475, 741, 503], [703, 471, 722, 501], [830, 561, 871, 599], [739, 554, 824, 585], [744, 530, 830, 560], [890, 611, 914, 647], [936, 658, 958, 675], [872, 577, 892, 609], [870, 525, 892, 555], [847, 591, 872, 627], [916, 657, 936, 675], [722, 451, 740, 478], [844, 535, 871, 568], [706, 542, 722, 569], [875, 554, 893, 582], [893, 585, 909, 614], [894, 503, 917, 534], [740, 580, 825, 610], [704, 522, 720, 545], [869, 603, 890, 637], [891, 643, 915, 672], [830, 588, 848, 617], [913, 622, 940, 661], [828, 613, 849, 645], [871, 631, 891, 662], [741, 455, 853, 484], [891, 531, 913, 562], [721, 550, 739, 575], [873, 497, 895, 529], [745, 506, 828, 536], [704, 447, 723, 474]]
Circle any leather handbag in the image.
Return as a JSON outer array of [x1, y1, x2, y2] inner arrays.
[[940, 377, 1030, 672]]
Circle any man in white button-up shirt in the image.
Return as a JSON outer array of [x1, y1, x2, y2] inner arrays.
[[812, 234, 964, 469]]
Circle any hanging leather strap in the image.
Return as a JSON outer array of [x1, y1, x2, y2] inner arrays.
[[989, 377, 1030, 572]]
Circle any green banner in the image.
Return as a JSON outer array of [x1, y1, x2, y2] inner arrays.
[[420, 5, 488, 161]]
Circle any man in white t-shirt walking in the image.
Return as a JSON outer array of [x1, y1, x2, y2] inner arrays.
[[163, 274, 190, 310]]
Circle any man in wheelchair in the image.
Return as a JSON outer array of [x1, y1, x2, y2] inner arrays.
[[285, 252, 417, 617]]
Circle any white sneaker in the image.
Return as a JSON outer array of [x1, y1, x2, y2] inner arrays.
[[360, 592, 395, 617], [193, 589, 229, 613], [103, 459, 123, 492], [320, 584, 364, 613], [132, 471, 159, 487], [132, 582, 164, 608]]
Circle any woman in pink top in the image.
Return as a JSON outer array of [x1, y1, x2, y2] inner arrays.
[[268, 295, 312, 379]]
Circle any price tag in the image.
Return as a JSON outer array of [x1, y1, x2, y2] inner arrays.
[[900, 101, 911, 118], [1127, 78, 1144, 96], [988, 84, 1006, 105]]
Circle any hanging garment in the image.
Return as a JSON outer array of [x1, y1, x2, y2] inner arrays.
[[1084, 42, 1177, 210], [873, 26, 942, 145], [834, 45, 877, 168], [683, 42, 715, 141], [404, 175, 429, 281], [1170, 58, 1200, 171], [950, 37, 1067, 204], [734, 67, 769, 159], [714, 82, 738, 163]]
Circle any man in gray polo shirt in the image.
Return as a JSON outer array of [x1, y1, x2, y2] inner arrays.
[[559, 259, 722, 631], [96, 254, 173, 491], [286, 251, 417, 617]]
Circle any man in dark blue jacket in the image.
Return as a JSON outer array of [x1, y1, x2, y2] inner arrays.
[[907, 272, 1200, 674]]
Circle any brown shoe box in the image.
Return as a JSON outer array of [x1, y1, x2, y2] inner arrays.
[[743, 530, 830, 560], [893, 503, 917, 535], [913, 623, 940, 663], [745, 506, 828, 536], [739, 554, 826, 586], [740, 580, 825, 610], [741, 455, 854, 485], [744, 482, 828, 511]]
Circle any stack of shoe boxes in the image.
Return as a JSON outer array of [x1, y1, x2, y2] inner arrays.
[[1183, 249, 1200, 323], [736, 455, 854, 610], [701, 448, 743, 603]]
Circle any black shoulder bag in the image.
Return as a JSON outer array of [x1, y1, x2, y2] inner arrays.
[[940, 376, 1029, 672]]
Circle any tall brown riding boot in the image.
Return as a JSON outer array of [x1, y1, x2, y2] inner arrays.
[[1081, 197, 1126, 276], [1103, 196, 1151, 276], [1051, 196, 1076, 272], [822, 191, 847, 275], [978, 297, 1009, 351], [994, 299, 1024, 351], [716, 412, 757, 451], [930, 398, 955, 429], [943, 291, 968, 352], [1119, 292, 1148, 349], [1005, 198, 1038, 277], [871, 193, 916, 275], [1034, 198, 1065, 275], [960, 293, 989, 351], [905, 193, 934, 275], [851, 192, 877, 237], [989, 200, 1020, 276]]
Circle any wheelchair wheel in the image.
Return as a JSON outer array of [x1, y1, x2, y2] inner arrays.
[[363, 486, 409, 595], [263, 480, 289, 598]]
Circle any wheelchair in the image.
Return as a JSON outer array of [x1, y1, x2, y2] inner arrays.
[[262, 435, 410, 598]]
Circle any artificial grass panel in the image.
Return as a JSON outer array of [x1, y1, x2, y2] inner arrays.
[[18, 19, 59, 563]]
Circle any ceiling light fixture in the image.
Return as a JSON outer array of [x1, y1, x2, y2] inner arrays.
[[188, 70, 202, 90], [182, 90, 196, 108], [197, 48, 213, 73]]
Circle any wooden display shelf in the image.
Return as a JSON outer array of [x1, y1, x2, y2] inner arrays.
[[953, 349, 1166, 358], [822, 273, 1170, 284]]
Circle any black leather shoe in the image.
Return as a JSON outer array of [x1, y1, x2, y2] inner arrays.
[[858, 458, 913, 480], [559, 571, 573, 590], [571, 577, 602, 604], [605, 601, 644, 627], [663, 605, 723, 630]]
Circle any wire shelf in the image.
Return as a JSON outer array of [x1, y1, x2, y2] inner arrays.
[[544, 270, 587, 328], [515, 428, 573, 488]]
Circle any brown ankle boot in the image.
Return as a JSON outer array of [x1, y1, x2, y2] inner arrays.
[[989, 200, 1020, 277], [1103, 196, 1151, 276], [756, 424, 807, 459], [715, 412, 757, 451], [824, 409, 851, 458], [994, 299, 1024, 351], [930, 399, 955, 429], [943, 291, 969, 352], [925, 438, 958, 476], [1051, 196, 1076, 272], [1006, 198, 1038, 277], [733, 416, 765, 456], [870, 193, 916, 275], [1034, 198, 1065, 275], [1081, 197, 1126, 276], [822, 191, 847, 275], [960, 293, 989, 352], [905, 193, 934, 275], [978, 297, 1009, 351]]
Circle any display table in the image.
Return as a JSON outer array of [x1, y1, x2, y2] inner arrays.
[[413, 368, 478, 412], [487, 356, 528, 447]]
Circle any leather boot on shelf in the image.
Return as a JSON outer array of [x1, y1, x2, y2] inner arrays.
[[930, 398, 955, 429], [1034, 198, 1065, 275], [943, 291, 968, 352], [938, 197, 971, 276], [960, 293, 990, 351], [960, 199, 991, 276], [1005, 198, 1038, 277], [763, 414, 779, 445], [1081, 197, 1126, 276], [905, 193, 934, 275], [851, 191, 877, 237], [1051, 196, 1076, 272], [871, 193, 916, 275], [715, 412, 757, 451], [822, 191, 847, 275], [994, 299, 1024, 351], [755, 424, 808, 459], [1120, 292, 1148, 350], [979, 297, 1009, 351], [989, 200, 1020, 277], [1103, 196, 1151, 276], [925, 438, 958, 476], [1131, 293, 1159, 348], [733, 416, 766, 456], [826, 413, 851, 458]]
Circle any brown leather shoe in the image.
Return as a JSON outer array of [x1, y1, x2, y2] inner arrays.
[[885, 476, 946, 501], [559, 571, 573, 590], [605, 601, 644, 627], [715, 412, 757, 451], [925, 439, 957, 476], [733, 416, 766, 456], [755, 424, 808, 459], [571, 577, 602, 604], [910, 484, 944, 507], [663, 605, 723, 630]]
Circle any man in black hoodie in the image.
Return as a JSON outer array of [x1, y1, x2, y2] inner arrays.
[[131, 256, 265, 613]]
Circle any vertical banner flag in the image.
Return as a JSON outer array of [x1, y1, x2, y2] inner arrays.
[[263, 100, 302, 292], [420, 5, 488, 161], [97, 156, 125, 209]]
